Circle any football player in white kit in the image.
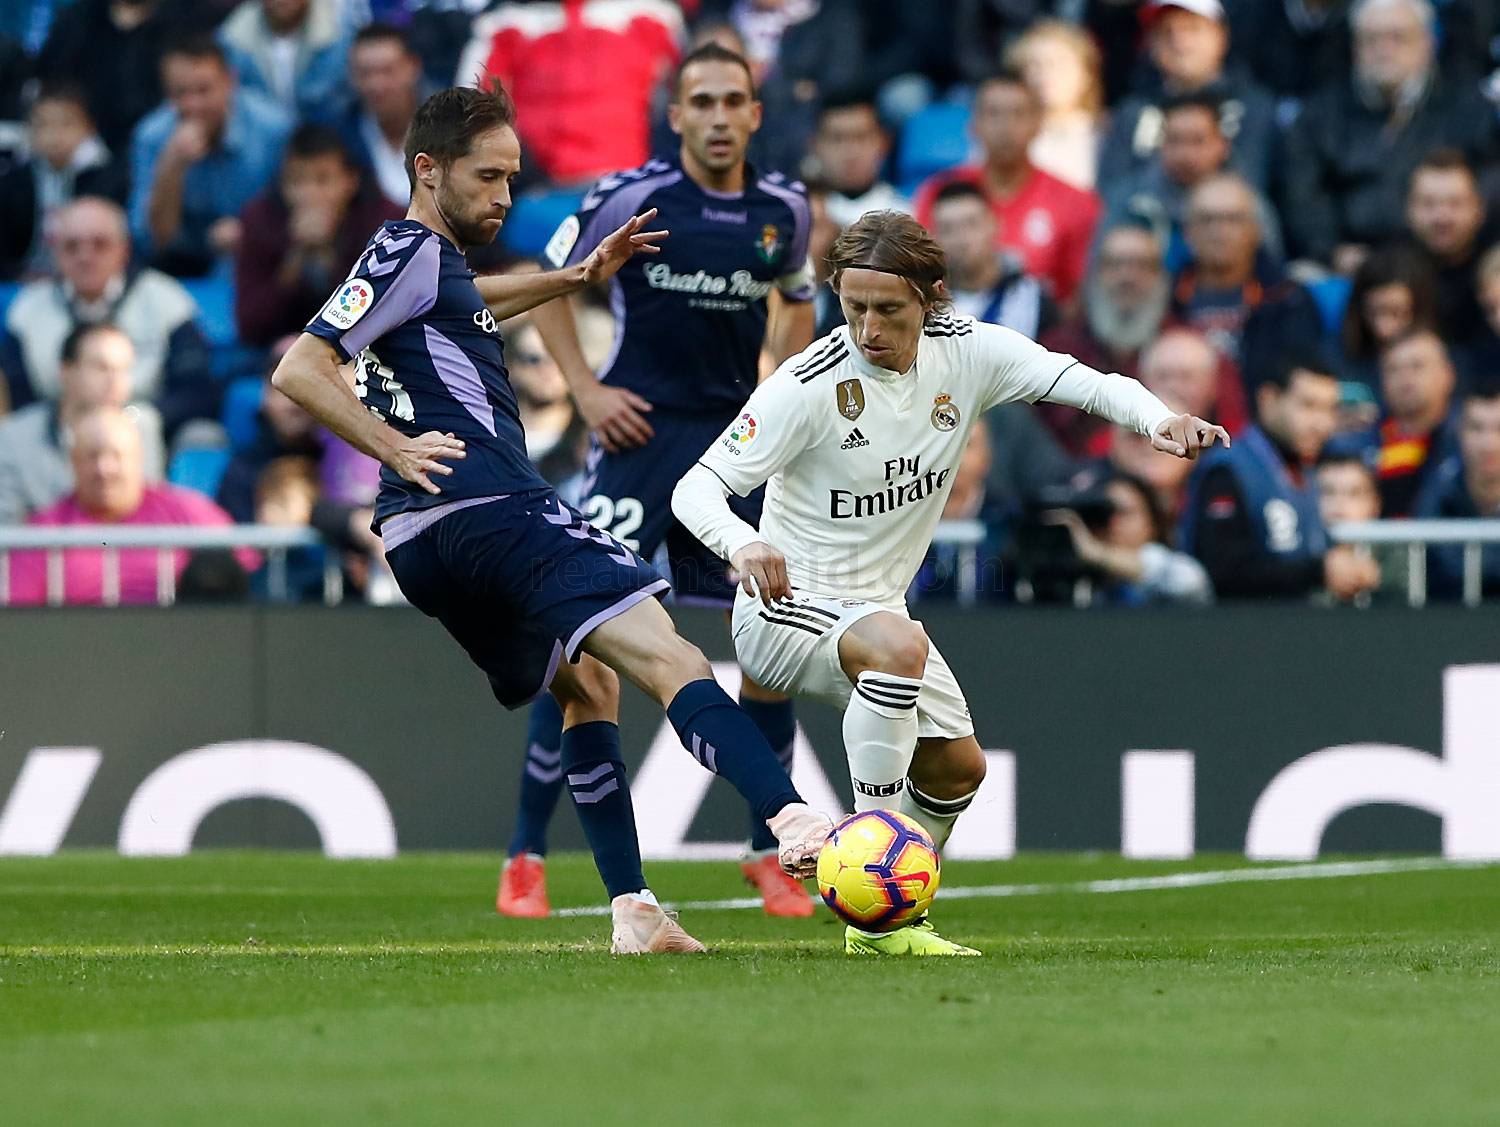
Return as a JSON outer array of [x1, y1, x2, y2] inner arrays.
[[672, 211, 1228, 956]]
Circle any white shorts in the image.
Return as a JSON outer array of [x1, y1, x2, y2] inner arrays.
[[730, 589, 975, 741]]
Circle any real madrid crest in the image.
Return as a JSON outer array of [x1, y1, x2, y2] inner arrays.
[[836, 378, 865, 421], [930, 393, 960, 431]]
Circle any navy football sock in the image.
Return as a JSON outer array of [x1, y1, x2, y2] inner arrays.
[[561, 721, 647, 899], [668, 679, 802, 825], [507, 693, 565, 858], [737, 694, 796, 852]]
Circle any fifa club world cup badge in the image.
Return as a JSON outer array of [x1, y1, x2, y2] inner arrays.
[[836, 378, 865, 421], [930, 393, 960, 431], [756, 223, 780, 263]]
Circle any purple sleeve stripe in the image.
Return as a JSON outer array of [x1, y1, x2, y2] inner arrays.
[[423, 324, 497, 436], [758, 177, 812, 272], [568, 171, 683, 267], [339, 236, 442, 358]]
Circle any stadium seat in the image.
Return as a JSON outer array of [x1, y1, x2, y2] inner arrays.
[[222, 375, 264, 450], [1307, 275, 1352, 340], [895, 101, 972, 195], [168, 446, 232, 498], [183, 269, 239, 350], [501, 188, 586, 259]]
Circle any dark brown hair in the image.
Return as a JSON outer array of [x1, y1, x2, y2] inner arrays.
[[1343, 242, 1439, 361], [404, 81, 517, 191], [672, 42, 757, 101], [826, 210, 952, 316]]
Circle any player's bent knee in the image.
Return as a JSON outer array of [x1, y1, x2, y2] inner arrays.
[[551, 656, 620, 717]]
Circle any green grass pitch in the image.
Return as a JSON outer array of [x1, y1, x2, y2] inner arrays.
[[3, 852, 1498, 1126]]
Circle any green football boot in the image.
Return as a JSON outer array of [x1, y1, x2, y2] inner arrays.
[[844, 917, 981, 957]]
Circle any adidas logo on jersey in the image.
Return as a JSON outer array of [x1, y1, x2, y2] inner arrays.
[[840, 428, 869, 450]]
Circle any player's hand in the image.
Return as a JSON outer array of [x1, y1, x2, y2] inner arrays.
[[579, 207, 669, 286], [164, 120, 210, 165], [1151, 414, 1230, 460], [387, 431, 466, 495], [1323, 545, 1381, 600], [578, 382, 654, 451], [731, 541, 791, 606]]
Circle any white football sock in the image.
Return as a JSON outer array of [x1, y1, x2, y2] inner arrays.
[[843, 671, 922, 810], [898, 781, 979, 850]]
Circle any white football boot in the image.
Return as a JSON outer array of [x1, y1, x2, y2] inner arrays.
[[767, 803, 836, 879], [609, 893, 707, 955]]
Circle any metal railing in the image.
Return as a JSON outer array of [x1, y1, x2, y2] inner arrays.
[[2, 518, 1491, 609], [1329, 519, 1500, 607], [0, 525, 343, 607]]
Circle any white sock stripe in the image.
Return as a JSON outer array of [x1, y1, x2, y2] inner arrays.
[[855, 685, 918, 709], [566, 763, 614, 788], [525, 763, 563, 784], [689, 733, 719, 772], [907, 783, 978, 815], [570, 778, 620, 804], [526, 744, 562, 766]]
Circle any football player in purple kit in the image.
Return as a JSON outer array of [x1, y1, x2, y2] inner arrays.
[[271, 81, 833, 954], [496, 43, 821, 919]]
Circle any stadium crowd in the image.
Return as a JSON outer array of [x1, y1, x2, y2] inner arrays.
[[1, 0, 1498, 606]]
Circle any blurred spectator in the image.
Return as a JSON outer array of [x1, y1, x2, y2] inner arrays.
[[1338, 241, 1438, 396], [0, 83, 128, 281], [954, 0, 1060, 86], [458, 0, 682, 185], [129, 35, 293, 277], [1279, 0, 1498, 270], [929, 181, 1055, 339], [1332, 328, 1459, 516], [1040, 223, 1171, 457], [235, 124, 404, 347], [4, 406, 255, 606], [0, 324, 165, 524], [1102, 91, 1283, 275], [507, 322, 587, 486], [1099, 0, 1276, 192], [1471, 245, 1500, 367], [1099, 424, 1199, 516], [328, 22, 430, 207], [803, 179, 845, 336], [217, 357, 325, 524], [1045, 470, 1213, 604], [705, 0, 864, 176], [804, 95, 906, 228], [857, 1, 959, 121], [1138, 326, 1248, 437], [1223, 0, 1352, 100], [252, 453, 331, 601], [1173, 172, 1323, 386], [1403, 149, 1495, 348], [1415, 382, 1500, 599], [34, 0, 220, 159], [983, 399, 1075, 512], [1315, 451, 1410, 602], [0, 197, 215, 439], [1180, 352, 1379, 600], [1005, 19, 1104, 191], [219, 0, 352, 119], [914, 71, 1100, 307], [914, 417, 1004, 598]]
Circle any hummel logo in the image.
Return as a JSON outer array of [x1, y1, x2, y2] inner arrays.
[[840, 428, 869, 450]]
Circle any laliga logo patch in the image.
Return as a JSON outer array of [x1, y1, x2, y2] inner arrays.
[[930, 393, 960, 431], [320, 279, 374, 331], [544, 214, 580, 269], [756, 223, 780, 264], [721, 410, 759, 455]]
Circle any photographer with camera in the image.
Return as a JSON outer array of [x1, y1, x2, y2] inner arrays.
[[1040, 472, 1212, 605]]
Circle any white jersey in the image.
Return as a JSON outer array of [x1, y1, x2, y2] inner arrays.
[[685, 314, 1175, 608]]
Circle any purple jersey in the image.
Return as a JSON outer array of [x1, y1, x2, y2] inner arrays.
[[304, 219, 549, 523]]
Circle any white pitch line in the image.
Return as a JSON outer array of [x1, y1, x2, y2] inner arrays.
[[551, 857, 1490, 918]]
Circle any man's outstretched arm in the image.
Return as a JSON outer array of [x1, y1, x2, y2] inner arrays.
[[473, 209, 667, 320], [271, 334, 465, 495]]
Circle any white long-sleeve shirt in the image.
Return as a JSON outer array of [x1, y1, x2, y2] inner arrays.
[[672, 316, 1176, 608]]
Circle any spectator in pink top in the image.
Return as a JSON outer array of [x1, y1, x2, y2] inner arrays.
[[5, 407, 257, 606]]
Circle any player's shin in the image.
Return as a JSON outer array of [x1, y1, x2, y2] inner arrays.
[[508, 693, 566, 858], [897, 783, 978, 851], [737, 693, 796, 852], [843, 671, 922, 811], [667, 679, 803, 822], [561, 720, 649, 899]]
